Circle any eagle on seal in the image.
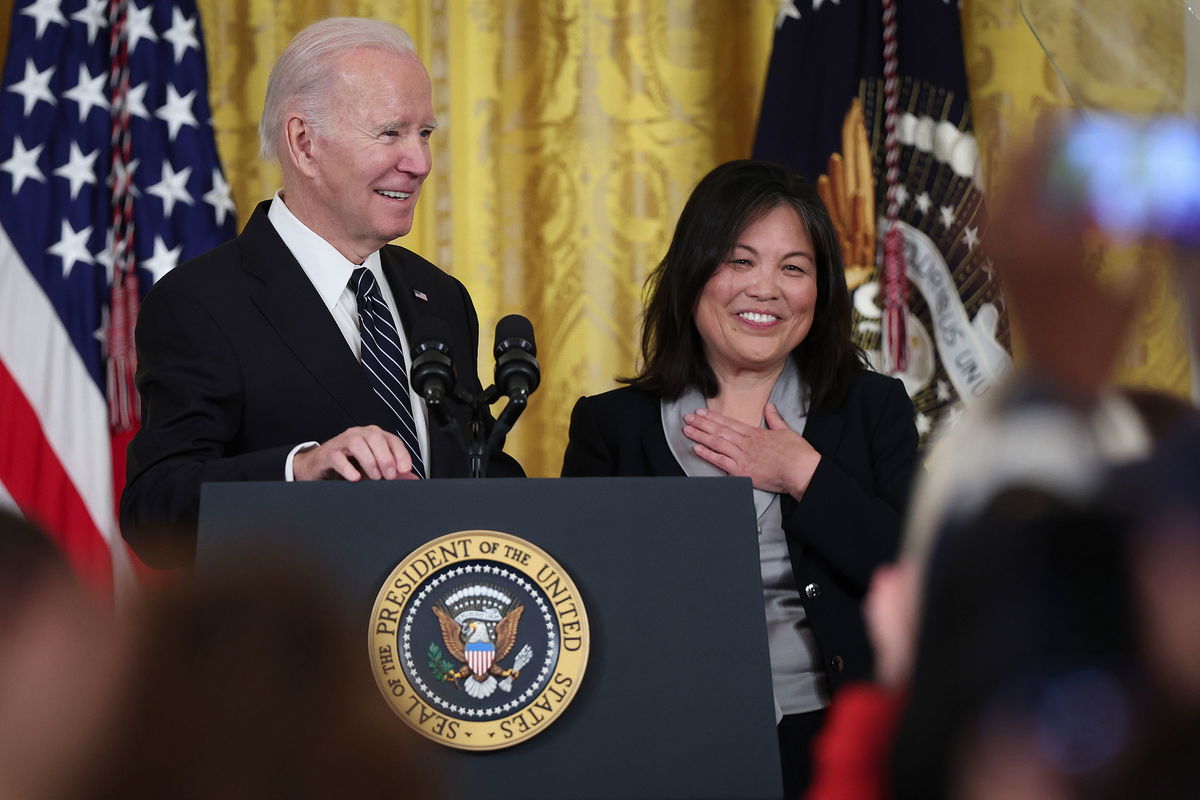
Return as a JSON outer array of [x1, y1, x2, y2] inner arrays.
[[433, 604, 526, 699]]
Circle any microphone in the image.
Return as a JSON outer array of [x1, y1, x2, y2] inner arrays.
[[411, 317, 457, 405], [493, 314, 540, 402]]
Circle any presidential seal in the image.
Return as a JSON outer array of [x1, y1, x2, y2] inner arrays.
[[369, 530, 589, 750]]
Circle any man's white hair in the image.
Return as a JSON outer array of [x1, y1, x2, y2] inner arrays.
[[258, 17, 417, 162]]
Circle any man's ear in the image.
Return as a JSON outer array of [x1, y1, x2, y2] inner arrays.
[[283, 114, 319, 178]]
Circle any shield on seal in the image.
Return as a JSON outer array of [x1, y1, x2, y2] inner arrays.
[[466, 640, 495, 677]]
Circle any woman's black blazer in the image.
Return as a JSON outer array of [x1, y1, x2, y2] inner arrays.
[[561, 369, 919, 692]]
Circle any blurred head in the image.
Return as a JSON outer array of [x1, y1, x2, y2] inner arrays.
[[891, 488, 1139, 800], [82, 558, 435, 799], [628, 159, 859, 409], [262, 18, 434, 262], [1115, 425, 1200, 709], [0, 508, 72, 618], [0, 510, 125, 800]]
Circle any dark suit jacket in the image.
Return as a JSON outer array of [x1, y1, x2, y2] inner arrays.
[[121, 202, 522, 567], [561, 370, 918, 692]]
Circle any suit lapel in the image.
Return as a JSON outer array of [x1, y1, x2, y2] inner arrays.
[[378, 247, 460, 475], [380, 247, 423, 341], [640, 397, 685, 477], [238, 203, 383, 427]]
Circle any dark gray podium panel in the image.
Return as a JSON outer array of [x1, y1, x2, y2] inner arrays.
[[199, 477, 782, 800]]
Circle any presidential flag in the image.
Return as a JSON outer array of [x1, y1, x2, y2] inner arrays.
[[755, 0, 1011, 446], [0, 0, 236, 596]]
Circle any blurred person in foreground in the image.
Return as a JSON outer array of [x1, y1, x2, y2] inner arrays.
[[561, 159, 919, 795], [806, 131, 1200, 800], [0, 510, 125, 800], [120, 17, 522, 569], [75, 557, 437, 800]]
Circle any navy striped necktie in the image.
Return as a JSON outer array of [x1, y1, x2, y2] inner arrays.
[[351, 267, 426, 479]]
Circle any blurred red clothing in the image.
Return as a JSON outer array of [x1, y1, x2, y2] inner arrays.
[[806, 683, 905, 800]]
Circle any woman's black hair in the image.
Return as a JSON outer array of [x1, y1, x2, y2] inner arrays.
[[622, 159, 862, 410]]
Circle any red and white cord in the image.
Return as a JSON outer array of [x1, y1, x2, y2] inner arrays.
[[105, 0, 141, 430], [881, 0, 908, 372]]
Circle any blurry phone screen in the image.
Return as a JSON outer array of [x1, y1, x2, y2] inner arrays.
[[1046, 115, 1200, 245]]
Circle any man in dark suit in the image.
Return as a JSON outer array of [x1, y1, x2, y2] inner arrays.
[[121, 18, 522, 568]]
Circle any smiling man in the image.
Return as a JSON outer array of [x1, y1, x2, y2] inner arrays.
[[121, 18, 523, 568]]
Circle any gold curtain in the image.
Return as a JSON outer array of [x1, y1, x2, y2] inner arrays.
[[963, 0, 1193, 400], [198, 0, 777, 477]]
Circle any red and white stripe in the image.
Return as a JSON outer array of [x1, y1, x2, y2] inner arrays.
[[0, 224, 134, 600], [466, 646, 494, 677]]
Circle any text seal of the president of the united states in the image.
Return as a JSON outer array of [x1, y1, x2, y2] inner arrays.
[[370, 530, 589, 750]]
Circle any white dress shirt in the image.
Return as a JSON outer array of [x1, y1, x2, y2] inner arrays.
[[267, 192, 431, 478]]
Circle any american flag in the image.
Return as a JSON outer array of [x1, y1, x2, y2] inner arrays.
[[755, 0, 1012, 449], [0, 0, 236, 597]]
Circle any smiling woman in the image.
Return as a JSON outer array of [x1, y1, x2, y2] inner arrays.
[[694, 204, 819, 390], [561, 159, 920, 796]]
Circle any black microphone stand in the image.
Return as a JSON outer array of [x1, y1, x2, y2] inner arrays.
[[464, 385, 498, 479], [426, 383, 523, 479]]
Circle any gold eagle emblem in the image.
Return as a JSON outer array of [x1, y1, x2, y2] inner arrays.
[[817, 98, 876, 292], [433, 603, 530, 700]]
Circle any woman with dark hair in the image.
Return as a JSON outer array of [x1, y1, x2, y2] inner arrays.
[[561, 159, 919, 794]]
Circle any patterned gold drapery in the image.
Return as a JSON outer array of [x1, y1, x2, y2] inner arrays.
[[964, 0, 1193, 401], [1, 0, 1188, 476]]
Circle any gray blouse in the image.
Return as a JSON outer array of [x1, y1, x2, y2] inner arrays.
[[661, 359, 829, 719]]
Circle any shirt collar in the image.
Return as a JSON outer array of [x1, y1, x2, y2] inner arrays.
[[659, 358, 809, 520], [267, 191, 383, 310]]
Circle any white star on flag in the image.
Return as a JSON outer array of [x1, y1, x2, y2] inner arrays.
[[203, 168, 235, 226], [142, 236, 183, 282], [70, 0, 107, 45], [127, 82, 151, 120], [53, 142, 98, 201], [963, 225, 979, 250], [93, 303, 109, 350], [1, 137, 45, 193], [915, 412, 932, 436], [125, 1, 159, 53], [20, 0, 67, 39], [915, 192, 932, 213], [944, 404, 964, 428], [939, 205, 956, 228], [776, 0, 801, 29], [62, 65, 110, 122], [936, 379, 951, 401], [47, 219, 94, 278], [94, 227, 115, 279], [155, 84, 199, 140], [8, 60, 56, 116], [163, 8, 201, 63], [893, 184, 909, 207], [147, 161, 193, 217]]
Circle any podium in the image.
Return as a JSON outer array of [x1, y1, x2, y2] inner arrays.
[[199, 477, 783, 800]]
